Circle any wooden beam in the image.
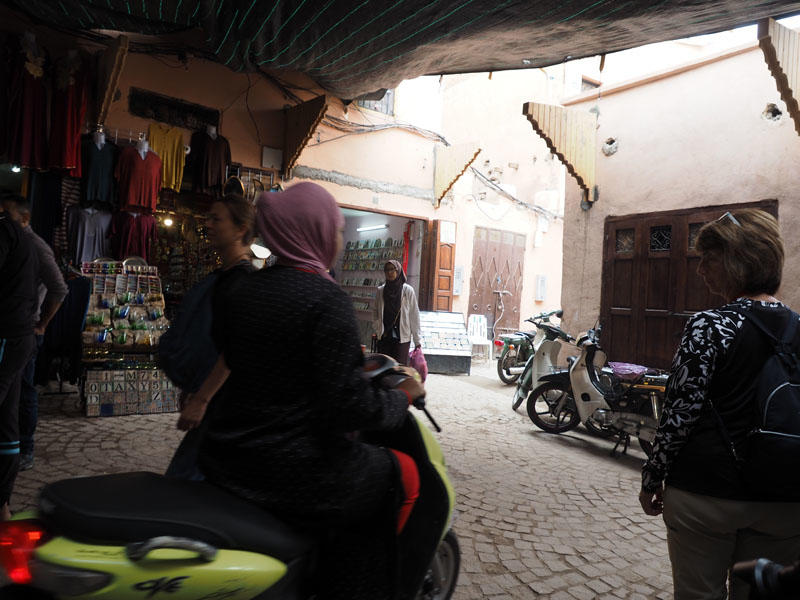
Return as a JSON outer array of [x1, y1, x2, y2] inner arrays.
[[283, 95, 328, 178], [96, 35, 129, 126], [522, 102, 597, 203], [758, 18, 800, 135]]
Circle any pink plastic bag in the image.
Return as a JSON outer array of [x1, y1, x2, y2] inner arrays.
[[409, 347, 428, 382]]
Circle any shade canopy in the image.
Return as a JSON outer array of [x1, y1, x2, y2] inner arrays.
[[3, 1, 800, 98]]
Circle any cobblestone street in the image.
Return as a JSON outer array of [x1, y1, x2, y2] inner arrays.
[[13, 363, 672, 599]]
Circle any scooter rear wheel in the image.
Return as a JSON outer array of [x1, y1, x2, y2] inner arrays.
[[497, 351, 520, 384], [526, 381, 580, 433]]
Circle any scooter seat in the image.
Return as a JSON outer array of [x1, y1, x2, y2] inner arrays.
[[38, 472, 314, 562]]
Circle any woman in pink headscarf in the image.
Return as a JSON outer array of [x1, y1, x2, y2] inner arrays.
[[196, 182, 424, 599]]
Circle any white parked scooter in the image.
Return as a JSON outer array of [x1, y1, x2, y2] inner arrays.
[[511, 310, 573, 411], [526, 324, 669, 456]]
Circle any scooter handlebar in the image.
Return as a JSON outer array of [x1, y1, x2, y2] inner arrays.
[[732, 558, 800, 597], [527, 308, 565, 323], [412, 395, 442, 432]]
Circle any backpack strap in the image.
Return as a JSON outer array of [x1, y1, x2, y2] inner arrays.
[[725, 305, 780, 343], [728, 305, 800, 367]]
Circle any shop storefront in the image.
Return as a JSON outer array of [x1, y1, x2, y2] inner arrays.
[[0, 28, 289, 417], [334, 207, 425, 345]]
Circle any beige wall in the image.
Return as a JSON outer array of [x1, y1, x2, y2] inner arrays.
[[439, 69, 567, 325], [560, 46, 800, 340], [295, 70, 566, 330]]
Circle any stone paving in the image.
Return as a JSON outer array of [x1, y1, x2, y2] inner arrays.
[[12, 363, 673, 599]]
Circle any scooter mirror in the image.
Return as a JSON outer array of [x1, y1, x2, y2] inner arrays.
[[555, 310, 563, 318]]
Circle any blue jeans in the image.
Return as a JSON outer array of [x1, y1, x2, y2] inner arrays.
[[19, 335, 43, 457]]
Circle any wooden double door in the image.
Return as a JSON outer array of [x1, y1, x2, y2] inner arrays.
[[470, 227, 526, 337], [600, 200, 777, 369]]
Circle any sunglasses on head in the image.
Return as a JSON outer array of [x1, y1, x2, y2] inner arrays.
[[717, 211, 741, 227]]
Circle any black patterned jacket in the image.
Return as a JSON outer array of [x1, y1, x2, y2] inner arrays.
[[642, 298, 797, 499]]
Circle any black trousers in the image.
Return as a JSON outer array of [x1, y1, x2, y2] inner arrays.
[[0, 334, 36, 505], [377, 338, 410, 366]]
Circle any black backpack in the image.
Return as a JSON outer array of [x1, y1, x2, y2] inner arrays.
[[158, 272, 220, 393], [712, 307, 800, 500]]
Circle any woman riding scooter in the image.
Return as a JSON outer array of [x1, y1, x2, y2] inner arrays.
[[187, 182, 425, 600]]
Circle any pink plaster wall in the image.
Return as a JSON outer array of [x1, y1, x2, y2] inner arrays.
[[106, 54, 300, 169], [560, 46, 800, 340]]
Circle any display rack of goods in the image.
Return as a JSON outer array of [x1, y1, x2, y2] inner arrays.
[[80, 261, 180, 417], [83, 367, 179, 417]]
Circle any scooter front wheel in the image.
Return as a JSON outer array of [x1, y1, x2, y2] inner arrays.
[[526, 381, 580, 433], [417, 529, 460, 600]]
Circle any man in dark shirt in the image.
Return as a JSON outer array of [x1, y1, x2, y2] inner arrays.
[[2, 195, 68, 471], [0, 201, 38, 519]]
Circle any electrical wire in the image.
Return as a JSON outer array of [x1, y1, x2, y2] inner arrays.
[[220, 74, 258, 113], [321, 114, 449, 145], [470, 167, 561, 221], [257, 68, 305, 104], [150, 54, 187, 69]]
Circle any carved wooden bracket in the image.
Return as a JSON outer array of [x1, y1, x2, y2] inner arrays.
[[283, 95, 328, 178], [758, 18, 800, 135], [96, 35, 129, 126], [523, 102, 597, 204], [434, 145, 481, 208]]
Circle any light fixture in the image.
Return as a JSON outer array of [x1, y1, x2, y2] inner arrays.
[[251, 242, 271, 258], [163, 217, 173, 227], [10, 165, 21, 173], [356, 224, 389, 232]]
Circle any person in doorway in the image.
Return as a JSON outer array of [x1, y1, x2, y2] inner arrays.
[[375, 260, 422, 366], [0, 199, 38, 519], [195, 182, 425, 599], [638, 209, 800, 599], [1, 194, 68, 471], [167, 194, 256, 478]]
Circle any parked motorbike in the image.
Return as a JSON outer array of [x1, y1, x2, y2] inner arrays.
[[495, 312, 552, 385], [526, 325, 669, 456], [733, 557, 800, 599], [511, 310, 572, 411], [0, 355, 460, 600]]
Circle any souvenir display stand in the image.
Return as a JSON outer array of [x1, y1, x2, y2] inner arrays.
[[418, 311, 472, 375], [79, 261, 178, 417]]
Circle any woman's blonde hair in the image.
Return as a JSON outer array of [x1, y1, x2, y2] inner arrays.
[[696, 208, 783, 296]]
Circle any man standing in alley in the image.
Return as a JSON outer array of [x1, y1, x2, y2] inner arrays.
[[1, 194, 68, 472], [0, 194, 38, 519]]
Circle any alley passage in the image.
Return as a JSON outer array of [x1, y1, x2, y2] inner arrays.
[[15, 365, 672, 599]]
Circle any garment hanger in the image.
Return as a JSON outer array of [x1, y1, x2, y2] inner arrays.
[[223, 176, 245, 197]]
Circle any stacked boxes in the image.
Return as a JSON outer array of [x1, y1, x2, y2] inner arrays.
[[84, 369, 179, 417]]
